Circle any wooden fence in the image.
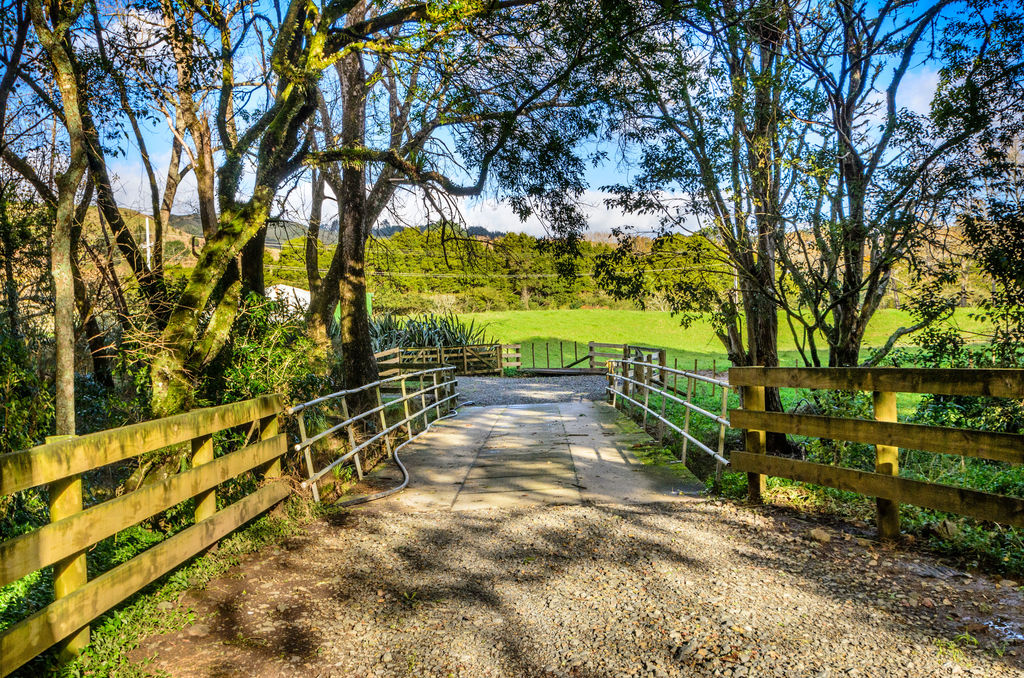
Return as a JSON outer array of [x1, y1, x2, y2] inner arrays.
[[730, 367, 1024, 538], [520, 341, 667, 374], [374, 344, 519, 376], [0, 395, 287, 676]]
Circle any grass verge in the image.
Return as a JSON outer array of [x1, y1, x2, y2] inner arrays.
[[15, 496, 325, 678]]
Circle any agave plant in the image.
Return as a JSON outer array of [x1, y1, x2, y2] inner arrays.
[[370, 312, 494, 351]]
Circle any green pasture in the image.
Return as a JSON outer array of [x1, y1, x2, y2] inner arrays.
[[462, 308, 989, 371]]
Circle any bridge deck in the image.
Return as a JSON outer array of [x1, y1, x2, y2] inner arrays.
[[370, 400, 704, 512]]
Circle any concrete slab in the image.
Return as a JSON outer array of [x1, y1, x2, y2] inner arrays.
[[370, 396, 703, 513]]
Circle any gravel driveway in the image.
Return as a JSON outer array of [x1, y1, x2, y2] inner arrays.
[[138, 501, 1024, 677], [457, 375, 608, 407]]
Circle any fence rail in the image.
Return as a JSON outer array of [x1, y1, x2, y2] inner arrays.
[[374, 344, 511, 376], [607, 357, 732, 488], [0, 395, 287, 677], [729, 367, 1024, 538]]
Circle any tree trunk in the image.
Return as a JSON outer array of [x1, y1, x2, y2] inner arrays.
[[240, 224, 266, 297], [335, 37, 379, 393]]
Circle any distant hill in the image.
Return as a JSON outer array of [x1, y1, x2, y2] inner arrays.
[[169, 213, 506, 247], [169, 213, 339, 248]]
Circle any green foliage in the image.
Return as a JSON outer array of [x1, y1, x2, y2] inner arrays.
[[266, 227, 621, 314], [0, 331, 54, 455], [200, 293, 333, 407], [370, 311, 495, 351]]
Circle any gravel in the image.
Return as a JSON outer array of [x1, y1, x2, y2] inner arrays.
[[457, 375, 608, 407], [140, 501, 1024, 677]]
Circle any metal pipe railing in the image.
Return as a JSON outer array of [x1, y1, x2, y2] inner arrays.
[[606, 358, 732, 488], [289, 366, 458, 501]]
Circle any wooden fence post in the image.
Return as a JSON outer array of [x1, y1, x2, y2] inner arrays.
[[401, 377, 413, 438], [741, 385, 767, 503], [658, 364, 668, 443], [46, 434, 89, 660], [375, 386, 393, 459], [874, 390, 900, 539], [608, 362, 616, 406], [713, 386, 729, 494], [192, 433, 216, 521], [431, 372, 441, 418], [296, 414, 320, 502], [589, 341, 596, 369]]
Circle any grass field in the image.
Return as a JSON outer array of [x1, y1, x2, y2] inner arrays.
[[461, 308, 989, 370]]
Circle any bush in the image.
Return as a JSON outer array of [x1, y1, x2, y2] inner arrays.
[[0, 331, 53, 455], [199, 294, 335, 407]]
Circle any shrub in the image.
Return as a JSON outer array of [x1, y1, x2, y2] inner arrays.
[[370, 312, 496, 351]]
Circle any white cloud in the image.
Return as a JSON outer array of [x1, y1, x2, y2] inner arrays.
[[899, 67, 939, 117]]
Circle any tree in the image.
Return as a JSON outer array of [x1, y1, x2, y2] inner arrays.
[[599, 0, 1024, 371], [303, 0, 606, 390]]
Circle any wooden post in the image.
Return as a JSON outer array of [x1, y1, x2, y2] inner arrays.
[[673, 358, 679, 396], [417, 378, 429, 428], [658, 350, 667, 386], [658, 368, 668, 443], [46, 434, 89, 660], [498, 344, 504, 371], [340, 395, 363, 480], [608, 363, 616, 406], [681, 376, 694, 464], [874, 390, 900, 539], [297, 415, 320, 502], [531, 343, 536, 368], [741, 385, 767, 503], [589, 341, 596, 369], [431, 371, 441, 418], [546, 342, 550, 368], [192, 433, 216, 521]]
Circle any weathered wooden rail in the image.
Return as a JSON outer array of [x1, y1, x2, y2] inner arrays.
[[607, 357, 732, 488], [374, 344, 519, 376], [0, 395, 287, 676], [730, 367, 1024, 538]]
